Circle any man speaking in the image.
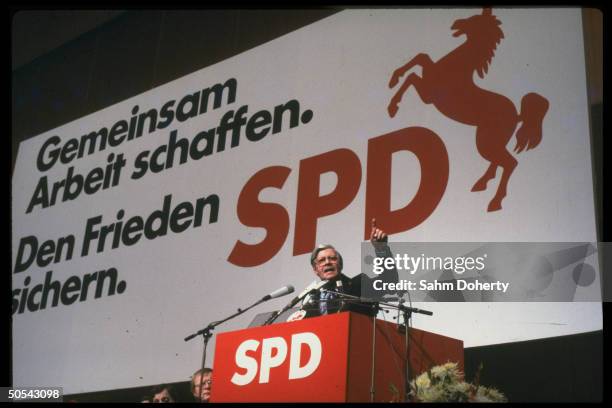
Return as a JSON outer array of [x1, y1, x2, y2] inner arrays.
[[304, 218, 398, 317]]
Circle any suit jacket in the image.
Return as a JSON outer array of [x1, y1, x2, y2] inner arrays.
[[303, 244, 399, 318]]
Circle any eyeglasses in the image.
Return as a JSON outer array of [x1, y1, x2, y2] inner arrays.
[[153, 397, 171, 403], [315, 256, 338, 266]]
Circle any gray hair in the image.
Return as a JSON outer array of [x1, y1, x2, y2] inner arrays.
[[191, 367, 213, 390], [310, 244, 343, 270]]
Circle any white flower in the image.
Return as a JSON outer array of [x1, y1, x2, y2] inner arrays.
[[409, 362, 507, 403], [415, 373, 431, 389]]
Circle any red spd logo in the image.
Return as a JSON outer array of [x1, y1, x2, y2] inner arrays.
[[229, 8, 549, 268], [212, 314, 351, 402], [231, 332, 321, 385], [388, 7, 549, 212]]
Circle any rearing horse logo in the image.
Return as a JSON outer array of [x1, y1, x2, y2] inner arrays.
[[388, 8, 549, 212]]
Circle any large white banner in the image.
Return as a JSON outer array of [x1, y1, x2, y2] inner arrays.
[[12, 8, 600, 394]]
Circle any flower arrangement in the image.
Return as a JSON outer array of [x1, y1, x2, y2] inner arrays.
[[409, 362, 507, 402]]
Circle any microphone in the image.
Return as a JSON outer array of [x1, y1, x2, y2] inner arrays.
[[335, 279, 344, 292], [410, 307, 433, 316], [299, 279, 332, 306], [264, 280, 328, 325], [261, 285, 295, 301], [335, 279, 345, 312]]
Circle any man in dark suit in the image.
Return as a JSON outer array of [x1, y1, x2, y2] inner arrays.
[[304, 219, 398, 317]]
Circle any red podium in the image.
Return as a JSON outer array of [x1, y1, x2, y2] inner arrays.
[[210, 312, 463, 402]]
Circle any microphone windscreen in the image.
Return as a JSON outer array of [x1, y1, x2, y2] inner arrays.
[[269, 285, 295, 299]]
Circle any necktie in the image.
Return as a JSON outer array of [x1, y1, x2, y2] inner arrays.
[[319, 289, 336, 315]]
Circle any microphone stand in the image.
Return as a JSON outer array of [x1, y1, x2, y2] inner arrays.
[[319, 290, 432, 316], [398, 299, 412, 402], [184, 295, 272, 383], [263, 288, 318, 325], [320, 290, 432, 402], [370, 302, 379, 402], [262, 308, 283, 326]]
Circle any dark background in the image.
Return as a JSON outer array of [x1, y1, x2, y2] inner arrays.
[[10, 8, 604, 402]]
